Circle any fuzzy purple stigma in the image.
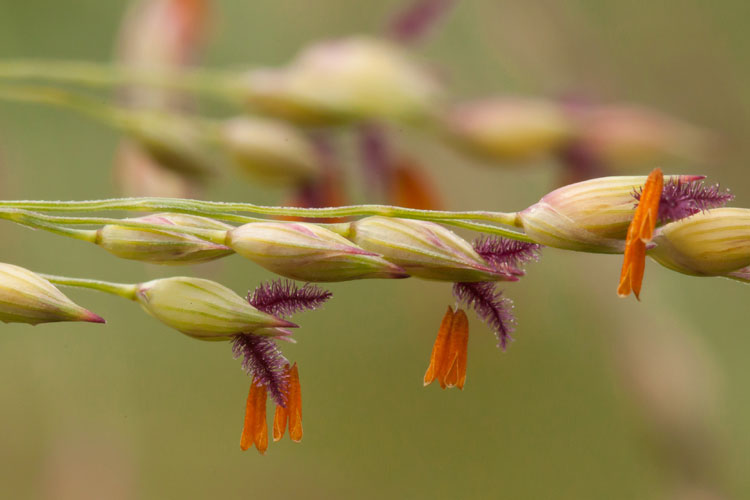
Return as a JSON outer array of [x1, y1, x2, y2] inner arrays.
[[634, 178, 733, 223], [234, 279, 333, 405], [232, 334, 289, 407], [248, 280, 333, 318], [473, 237, 543, 274], [453, 282, 516, 350]]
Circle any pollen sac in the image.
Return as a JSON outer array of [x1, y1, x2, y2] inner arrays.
[[96, 213, 233, 265], [441, 97, 574, 163], [226, 222, 408, 282], [649, 208, 750, 278], [424, 307, 469, 390], [218, 117, 321, 185], [0, 263, 104, 325], [347, 217, 512, 282], [273, 363, 303, 443], [517, 174, 701, 253], [134, 277, 294, 340], [237, 36, 443, 125]]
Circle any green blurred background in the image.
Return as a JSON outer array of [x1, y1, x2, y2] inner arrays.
[[0, 1, 748, 499]]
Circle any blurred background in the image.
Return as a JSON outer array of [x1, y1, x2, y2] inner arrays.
[[0, 1, 748, 499]]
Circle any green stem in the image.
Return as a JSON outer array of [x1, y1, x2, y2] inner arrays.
[[0, 208, 229, 245], [0, 60, 241, 101], [0, 209, 97, 242], [40, 274, 138, 300], [0, 84, 128, 127], [0, 197, 521, 226], [0, 84, 225, 149], [0, 199, 528, 241], [435, 219, 534, 242]]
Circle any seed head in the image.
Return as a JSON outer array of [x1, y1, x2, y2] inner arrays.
[[240, 36, 442, 124], [348, 217, 516, 282], [96, 213, 233, 264], [441, 97, 574, 163], [570, 104, 715, 167], [123, 110, 218, 178], [134, 277, 295, 340], [226, 221, 408, 282], [219, 117, 322, 184], [517, 174, 704, 253], [649, 207, 750, 278]]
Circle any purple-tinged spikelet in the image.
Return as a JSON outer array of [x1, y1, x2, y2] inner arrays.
[[633, 179, 733, 223], [453, 282, 516, 350], [248, 280, 333, 318], [388, 0, 456, 44], [358, 123, 391, 194], [232, 334, 290, 407], [472, 237, 542, 273]]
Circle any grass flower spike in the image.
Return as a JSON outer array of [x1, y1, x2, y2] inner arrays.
[[238, 280, 329, 453], [618, 168, 663, 299], [0, 263, 104, 325]]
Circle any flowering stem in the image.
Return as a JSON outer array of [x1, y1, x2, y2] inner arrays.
[[0, 60, 241, 101], [0, 208, 229, 244], [0, 84, 131, 128], [0, 208, 98, 242], [0, 198, 529, 242], [40, 274, 138, 300], [0, 198, 520, 225]]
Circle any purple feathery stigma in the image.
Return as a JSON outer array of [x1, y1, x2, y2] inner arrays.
[[473, 237, 542, 274], [388, 0, 457, 44], [248, 280, 333, 319], [236, 279, 332, 405], [232, 334, 290, 407], [453, 282, 516, 350], [633, 178, 733, 223]]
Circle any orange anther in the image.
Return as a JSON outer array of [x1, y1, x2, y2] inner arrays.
[[240, 378, 268, 454], [618, 168, 663, 299], [424, 307, 470, 390]]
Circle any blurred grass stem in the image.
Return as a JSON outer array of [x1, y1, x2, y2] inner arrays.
[[0, 60, 240, 101]]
